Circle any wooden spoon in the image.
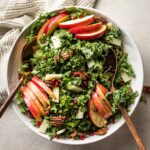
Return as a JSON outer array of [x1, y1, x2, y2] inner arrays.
[[0, 76, 24, 118], [0, 39, 36, 118], [104, 49, 146, 150]]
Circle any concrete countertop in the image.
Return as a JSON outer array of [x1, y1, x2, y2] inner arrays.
[[0, 0, 150, 149]]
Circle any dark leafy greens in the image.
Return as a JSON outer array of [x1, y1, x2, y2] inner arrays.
[[17, 8, 137, 139]]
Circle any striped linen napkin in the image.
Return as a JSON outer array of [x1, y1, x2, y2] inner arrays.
[[0, 0, 96, 103]]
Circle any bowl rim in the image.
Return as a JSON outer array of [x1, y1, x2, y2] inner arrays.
[[6, 6, 144, 145]]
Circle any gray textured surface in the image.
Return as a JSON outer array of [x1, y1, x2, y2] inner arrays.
[[0, 0, 150, 149]]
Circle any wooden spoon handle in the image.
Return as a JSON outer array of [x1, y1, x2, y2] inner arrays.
[[0, 77, 24, 118], [119, 106, 146, 150]]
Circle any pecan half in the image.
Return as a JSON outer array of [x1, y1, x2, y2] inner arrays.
[[73, 71, 89, 80], [45, 79, 61, 88], [61, 52, 69, 60], [50, 116, 66, 127]]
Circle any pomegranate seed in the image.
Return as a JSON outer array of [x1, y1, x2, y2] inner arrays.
[[51, 79, 55, 82], [36, 121, 41, 127], [79, 134, 86, 140], [54, 81, 59, 87], [57, 79, 61, 83], [51, 79, 56, 86], [45, 110, 49, 115], [54, 134, 59, 139], [79, 14, 84, 18], [73, 98, 78, 104], [46, 79, 60, 87]]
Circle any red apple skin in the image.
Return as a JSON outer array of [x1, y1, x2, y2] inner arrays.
[[37, 17, 54, 42], [75, 25, 106, 40], [96, 84, 108, 95], [96, 84, 112, 110], [22, 86, 45, 115], [21, 86, 41, 116], [92, 92, 107, 117], [59, 15, 94, 29], [69, 22, 102, 34], [44, 13, 69, 35], [22, 94, 42, 121], [32, 76, 56, 100], [27, 81, 48, 107]]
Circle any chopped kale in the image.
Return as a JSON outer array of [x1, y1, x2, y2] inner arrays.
[[16, 8, 138, 139]]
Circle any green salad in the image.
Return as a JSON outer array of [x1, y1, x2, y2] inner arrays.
[[16, 7, 137, 140]]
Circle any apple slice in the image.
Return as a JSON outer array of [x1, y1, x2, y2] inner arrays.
[[88, 99, 107, 128], [52, 87, 59, 103], [95, 84, 112, 118], [92, 92, 107, 118], [59, 15, 94, 29], [37, 17, 54, 42], [45, 13, 69, 35], [21, 86, 41, 116], [22, 86, 45, 115], [22, 94, 42, 121], [96, 84, 108, 96], [96, 84, 111, 110], [32, 76, 56, 100], [27, 81, 48, 107], [75, 25, 106, 40], [69, 22, 102, 34], [45, 74, 63, 80]]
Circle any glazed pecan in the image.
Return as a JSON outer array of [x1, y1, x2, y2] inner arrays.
[[50, 116, 66, 127], [61, 52, 69, 60], [45, 79, 61, 88], [61, 50, 74, 61], [73, 71, 89, 80]]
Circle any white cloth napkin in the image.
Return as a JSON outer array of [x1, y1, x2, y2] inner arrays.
[[0, 0, 96, 102]]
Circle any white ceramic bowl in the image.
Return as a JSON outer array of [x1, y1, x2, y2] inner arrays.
[[6, 6, 144, 145]]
